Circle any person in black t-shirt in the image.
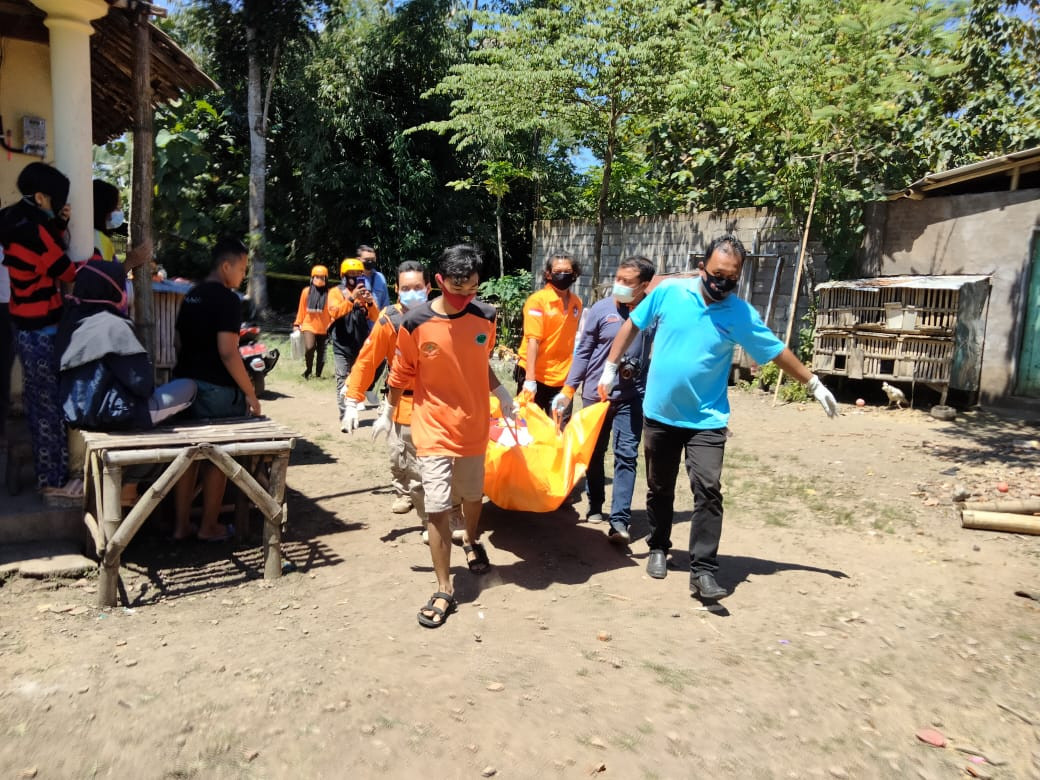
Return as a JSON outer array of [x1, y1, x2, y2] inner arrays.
[[172, 237, 259, 541]]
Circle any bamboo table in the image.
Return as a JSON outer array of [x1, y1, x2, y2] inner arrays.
[[79, 417, 297, 607]]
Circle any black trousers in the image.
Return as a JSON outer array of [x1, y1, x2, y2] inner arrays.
[[643, 418, 727, 575], [513, 363, 573, 426], [303, 332, 327, 377]]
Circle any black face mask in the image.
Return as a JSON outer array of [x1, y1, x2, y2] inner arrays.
[[549, 271, 576, 290], [702, 271, 737, 302], [362, 260, 376, 271], [343, 276, 358, 290]]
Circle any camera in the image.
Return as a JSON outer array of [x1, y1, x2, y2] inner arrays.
[[619, 356, 641, 381]]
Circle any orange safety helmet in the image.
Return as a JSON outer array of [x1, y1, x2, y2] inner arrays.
[[310, 264, 329, 279], [340, 257, 364, 276]]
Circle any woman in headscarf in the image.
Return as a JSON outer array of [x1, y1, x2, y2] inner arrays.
[[0, 162, 78, 496], [292, 264, 333, 379], [57, 259, 196, 431]]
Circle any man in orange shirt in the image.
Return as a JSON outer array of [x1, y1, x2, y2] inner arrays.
[[342, 260, 438, 527], [515, 251, 583, 425], [292, 264, 333, 379], [379, 245, 515, 628], [328, 257, 379, 418]]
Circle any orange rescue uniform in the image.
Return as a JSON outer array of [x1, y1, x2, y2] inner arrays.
[[516, 286, 583, 386], [388, 300, 497, 458], [293, 287, 333, 334], [346, 304, 414, 424]]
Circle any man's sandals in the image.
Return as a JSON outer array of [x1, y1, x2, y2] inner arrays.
[[463, 541, 491, 574], [417, 592, 457, 628]]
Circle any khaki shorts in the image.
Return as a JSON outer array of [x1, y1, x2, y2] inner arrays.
[[418, 454, 485, 514]]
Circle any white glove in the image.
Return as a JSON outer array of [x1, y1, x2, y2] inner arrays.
[[522, 379, 538, 395], [492, 384, 516, 420], [807, 375, 838, 418], [597, 361, 619, 400], [340, 399, 360, 434], [551, 392, 571, 415], [371, 401, 394, 442]]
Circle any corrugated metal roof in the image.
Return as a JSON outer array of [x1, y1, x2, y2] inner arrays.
[[891, 146, 1040, 199], [816, 275, 990, 292]]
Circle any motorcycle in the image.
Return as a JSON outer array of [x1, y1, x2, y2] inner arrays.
[[239, 323, 279, 397]]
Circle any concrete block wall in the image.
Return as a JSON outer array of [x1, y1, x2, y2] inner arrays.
[[531, 208, 830, 344]]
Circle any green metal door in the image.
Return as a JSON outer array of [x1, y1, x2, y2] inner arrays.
[[1017, 237, 1040, 396]]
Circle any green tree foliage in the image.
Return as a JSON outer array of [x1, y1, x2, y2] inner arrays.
[[478, 270, 532, 350], [278, 0, 497, 274], [899, 0, 1040, 171], [421, 0, 692, 283], [655, 0, 962, 277], [151, 98, 247, 279]]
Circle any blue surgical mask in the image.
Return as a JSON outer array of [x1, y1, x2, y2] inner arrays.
[[399, 288, 428, 309], [106, 210, 125, 230], [612, 282, 637, 303]]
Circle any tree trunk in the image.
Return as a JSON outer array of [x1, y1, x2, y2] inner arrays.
[[496, 196, 505, 277], [591, 113, 617, 288], [131, 7, 155, 361], [245, 24, 269, 318], [772, 154, 823, 405]]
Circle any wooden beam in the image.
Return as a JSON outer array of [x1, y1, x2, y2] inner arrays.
[[131, 4, 156, 363]]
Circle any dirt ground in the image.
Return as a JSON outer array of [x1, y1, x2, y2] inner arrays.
[[1, 359, 1039, 779]]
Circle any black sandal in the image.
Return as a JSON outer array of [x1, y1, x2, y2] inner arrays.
[[463, 541, 491, 574], [417, 591, 457, 628]]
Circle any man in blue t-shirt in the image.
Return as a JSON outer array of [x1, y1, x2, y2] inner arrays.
[[598, 234, 838, 600], [553, 255, 656, 543], [358, 244, 391, 310]]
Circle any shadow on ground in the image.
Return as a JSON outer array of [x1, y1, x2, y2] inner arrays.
[[466, 501, 640, 594], [926, 410, 1040, 469], [114, 481, 364, 607]]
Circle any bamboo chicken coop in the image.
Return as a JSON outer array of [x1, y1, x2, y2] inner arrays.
[[811, 275, 991, 403]]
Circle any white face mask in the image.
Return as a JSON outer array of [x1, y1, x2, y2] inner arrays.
[[612, 282, 637, 303], [106, 210, 125, 230]]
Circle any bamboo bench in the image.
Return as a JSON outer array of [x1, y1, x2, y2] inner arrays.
[[79, 417, 297, 607]]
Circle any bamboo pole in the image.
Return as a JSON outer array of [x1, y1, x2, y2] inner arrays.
[[203, 445, 282, 520], [105, 450, 195, 556], [99, 464, 123, 607], [962, 500, 1040, 514], [264, 454, 289, 579], [84, 511, 103, 558], [131, 4, 156, 362], [102, 441, 294, 467], [961, 510, 1040, 535], [773, 155, 823, 406]]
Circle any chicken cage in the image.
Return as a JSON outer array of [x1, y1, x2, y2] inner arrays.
[[811, 275, 991, 402]]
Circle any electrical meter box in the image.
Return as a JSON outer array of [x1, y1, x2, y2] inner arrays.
[[22, 116, 47, 157]]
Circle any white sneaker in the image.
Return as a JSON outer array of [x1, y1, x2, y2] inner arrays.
[[391, 496, 413, 514]]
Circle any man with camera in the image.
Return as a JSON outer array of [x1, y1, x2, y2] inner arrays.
[[358, 244, 391, 310], [329, 257, 378, 418], [553, 255, 656, 543]]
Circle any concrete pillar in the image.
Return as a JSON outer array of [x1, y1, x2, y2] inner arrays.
[[33, 0, 108, 262]]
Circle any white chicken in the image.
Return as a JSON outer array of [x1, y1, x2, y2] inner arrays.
[[881, 381, 908, 409]]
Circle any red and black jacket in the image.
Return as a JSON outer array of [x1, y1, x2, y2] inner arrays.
[[0, 200, 75, 330]]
